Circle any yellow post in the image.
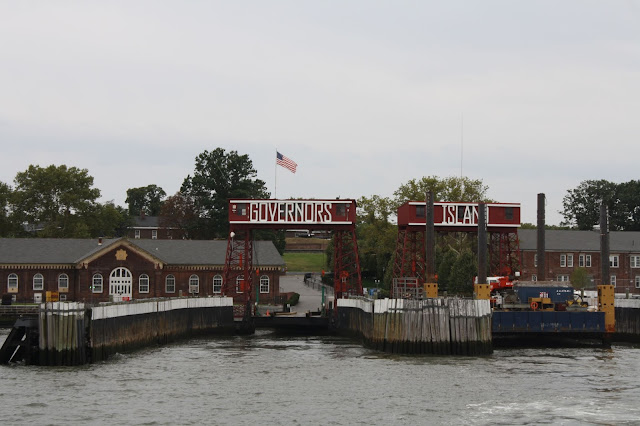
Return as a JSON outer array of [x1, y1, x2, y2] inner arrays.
[[597, 285, 615, 333], [424, 283, 438, 298], [474, 284, 491, 300]]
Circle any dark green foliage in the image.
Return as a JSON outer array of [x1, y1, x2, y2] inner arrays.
[[126, 184, 166, 216], [561, 179, 640, 231], [181, 148, 269, 239], [570, 267, 590, 290], [0, 181, 19, 237], [392, 175, 491, 208], [286, 292, 300, 306], [448, 250, 477, 295], [436, 249, 457, 292]]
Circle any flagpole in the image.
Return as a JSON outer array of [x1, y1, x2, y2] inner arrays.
[[274, 148, 278, 199]]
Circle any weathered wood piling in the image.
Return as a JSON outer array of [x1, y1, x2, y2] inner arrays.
[[39, 302, 87, 366], [336, 297, 493, 355]]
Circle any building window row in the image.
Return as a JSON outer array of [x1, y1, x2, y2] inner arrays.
[[8, 272, 271, 296], [579, 254, 592, 268], [9, 273, 72, 291]]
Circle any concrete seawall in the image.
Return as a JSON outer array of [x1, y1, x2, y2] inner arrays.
[[33, 297, 234, 365], [336, 298, 493, 355], [89, 298, 235, 362], [614, 299, 640, 341]]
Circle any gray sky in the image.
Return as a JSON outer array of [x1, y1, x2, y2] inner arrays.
[[1, 1, 639, 225]]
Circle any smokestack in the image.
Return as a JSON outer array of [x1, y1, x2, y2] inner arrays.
[[537, 193, 546, 280], [98, 237, 103, 246], [425, 191, 435, 282], [477, 202, 487, 284], [600, 203, 610, 285]]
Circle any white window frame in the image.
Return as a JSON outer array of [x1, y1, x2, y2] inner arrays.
[[560, 254, 566, 268], [567, 254, 573, 268], [534, 254, 537, 268], [213, 275, 222, 293], [33, 273, 44, 291], [611, 275, 617, 287], [139, 274, 150, 293], [610, 255, 619, 268], [152, 229, 158, 240], [579, 254, 584, 267], [631, 255, 640, 268], [135, 229, 141, 239], [635, 276, 640, 289], [556, 275, 570, 282], [189, 274, 199, 294], [92, 274, 103, 293], [165, 274, 176, 293], [236, 275, 244, 293], [259, 275, 270, 294], [531, 274, 537, 282], [586, 255, 592, 267], [8, 273, 18, 291], [58, 273, 69, 291]]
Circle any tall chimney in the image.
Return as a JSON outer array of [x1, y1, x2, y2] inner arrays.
[[600, 203, 610, 285], [537, 193, 546, 281], [477, 202, 487, 284]]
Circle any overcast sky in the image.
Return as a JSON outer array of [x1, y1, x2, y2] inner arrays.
[[1, 1, 639, 225]]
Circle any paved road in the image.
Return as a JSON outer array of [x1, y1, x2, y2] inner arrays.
[[276, 273, 333, 316]]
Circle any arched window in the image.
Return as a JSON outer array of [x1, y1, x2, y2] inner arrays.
[[213, 275, 222, 293], [92, 274, 103, 293], [139, 274, 150, 293], [8, 273, 18, 291], [236, 275, 244, 293], [259, 275, 270, 294], [165, 275, 176, 293], [58, 273, 69, 291], [33, 273, 44, 291], [189, 274, 199, 294]]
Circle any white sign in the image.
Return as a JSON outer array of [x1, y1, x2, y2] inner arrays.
[[440, 204, 479, 226], [231, 200, 354, 224]]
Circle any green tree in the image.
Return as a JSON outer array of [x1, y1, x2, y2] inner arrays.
[[448, 250, 477, 295], [84, 202, 132, 237], [126, 184, 166, 216], [613, 180, 640, 231], [159, 192, 200, 239], [181, 148, 269, 239], [11, 165, 101, 237], [570, 267, 590, 292], [357, 195, 397, 288], [561, 179, 618, 230], [436, 249, 457, 292], [0, 181, 18, 237], [392, 176, 491, 209]]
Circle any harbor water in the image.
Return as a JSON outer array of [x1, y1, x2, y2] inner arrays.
[[1, 328, 640, 425]]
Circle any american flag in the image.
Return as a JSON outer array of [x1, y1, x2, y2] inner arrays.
[[276, 151, 297, 173]]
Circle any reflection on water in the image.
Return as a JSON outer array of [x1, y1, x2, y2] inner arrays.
[[1, 328, 640, 425]]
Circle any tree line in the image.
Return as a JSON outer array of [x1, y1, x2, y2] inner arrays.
[[1, 148, 636, 294]]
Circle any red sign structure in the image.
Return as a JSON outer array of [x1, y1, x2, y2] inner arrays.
[[394, 201, 521, 286], [225, 199, 362, 317]]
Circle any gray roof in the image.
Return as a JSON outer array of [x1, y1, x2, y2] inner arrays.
[[131, 239, 285, 266], [519, 229, 640, 252], [0, 238, 284, 267], [0, 238, 121, 264]]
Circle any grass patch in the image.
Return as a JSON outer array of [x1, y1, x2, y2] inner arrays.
[[283, 252, 326, 272]]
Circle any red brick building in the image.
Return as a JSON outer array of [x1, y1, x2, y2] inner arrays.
[[0, 238, 285, 304], [127, 215, 186, 240], [519, 229, 640, 295]]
